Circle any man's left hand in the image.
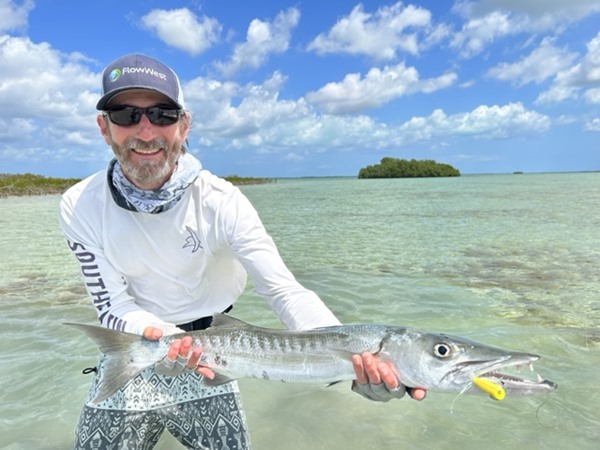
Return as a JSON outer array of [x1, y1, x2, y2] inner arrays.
[[351, 352, 427, 402], [143, 327, 215, 379]]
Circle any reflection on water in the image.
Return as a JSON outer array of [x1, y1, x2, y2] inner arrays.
[[1, 173, 599, 449]]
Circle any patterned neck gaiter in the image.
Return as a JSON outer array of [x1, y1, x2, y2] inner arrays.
[[107, 152, 202, 214]]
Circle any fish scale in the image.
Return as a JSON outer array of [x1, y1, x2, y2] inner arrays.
[[192, 326, 364, 383]]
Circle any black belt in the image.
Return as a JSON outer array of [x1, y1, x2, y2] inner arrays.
[[177, 305, 232, 331]]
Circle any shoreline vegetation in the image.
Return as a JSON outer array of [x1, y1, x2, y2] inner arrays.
[[0, 173, 273, 198], [358, 157, 460, 178]]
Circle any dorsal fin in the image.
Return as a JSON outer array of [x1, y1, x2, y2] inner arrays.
[[210, 313, 251, 328]]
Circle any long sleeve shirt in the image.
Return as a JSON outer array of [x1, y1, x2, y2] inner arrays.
[[59, 169, 341, 335]]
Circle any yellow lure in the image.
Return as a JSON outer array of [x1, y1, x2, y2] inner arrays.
[[473, 377, 506, 401]]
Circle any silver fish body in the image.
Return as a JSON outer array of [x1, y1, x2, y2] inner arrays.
[[68, 314, 556, 404]]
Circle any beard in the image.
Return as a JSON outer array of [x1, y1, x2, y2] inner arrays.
[[111, 136, 184, 189]]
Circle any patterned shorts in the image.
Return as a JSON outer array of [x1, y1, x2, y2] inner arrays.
[[73, 358, 250, 450]]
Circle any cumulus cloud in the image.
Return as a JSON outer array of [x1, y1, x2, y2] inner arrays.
[[0, 0, 33, 33], [536, 31, 600, 104], [185, 71, 314, 148], [186, 78, 389, 151], [215, 8, 299, 77], [394, 103, 550, 146], [141, 8, 221, 55], [451, 0, 600, 57], [0, 35, 100, 161], [181, 71, 548, 153], [584, 87, 600, 103], [0, 36, 97, 117], [307, 2, 434, 59], [487, 37, 578, 85], [584, 117, 600, 131], [455, 0, 600, 24], [305, 62, 457, 114], [450, 10, 523, 58]]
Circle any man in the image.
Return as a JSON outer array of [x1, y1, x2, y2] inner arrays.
[[60, 53, 425, 450]]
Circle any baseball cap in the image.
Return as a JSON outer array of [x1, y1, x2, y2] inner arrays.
[[96, 53, 185, 110]]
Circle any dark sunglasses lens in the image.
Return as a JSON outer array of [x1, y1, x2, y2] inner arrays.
[[107, 107, 141, 126], [147, 107, 180, 125], [107, 106, 180, 126]]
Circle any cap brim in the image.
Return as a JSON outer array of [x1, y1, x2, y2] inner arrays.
[[96, 87, 184, 110]]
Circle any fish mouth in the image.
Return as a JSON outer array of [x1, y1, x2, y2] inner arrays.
[[475, 370, 557, 394], [465, 354, 557, 395]]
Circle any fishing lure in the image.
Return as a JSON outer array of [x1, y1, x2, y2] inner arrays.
[[473, 377, 506, 401]]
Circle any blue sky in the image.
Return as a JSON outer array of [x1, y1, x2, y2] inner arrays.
[[1, 0, 599, 178]]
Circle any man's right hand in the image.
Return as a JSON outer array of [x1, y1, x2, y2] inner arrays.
[[143, 326, 215, 379]]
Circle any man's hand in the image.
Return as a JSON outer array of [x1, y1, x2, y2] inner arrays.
[[143, 326, 215, 379], [351, 352, 426, 402]]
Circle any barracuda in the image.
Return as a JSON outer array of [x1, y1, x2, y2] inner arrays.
[[68, 314, 557, 404]]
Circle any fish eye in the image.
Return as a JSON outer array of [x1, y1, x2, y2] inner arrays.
[[433, 343, 452, 358]]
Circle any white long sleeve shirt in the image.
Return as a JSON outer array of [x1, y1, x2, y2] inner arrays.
[[59, 169, 340, 335]]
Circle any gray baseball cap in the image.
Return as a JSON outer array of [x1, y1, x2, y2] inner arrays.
[[96, 53, 185, 110]]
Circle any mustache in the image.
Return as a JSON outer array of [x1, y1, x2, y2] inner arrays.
[[124, 137, 169, 151]]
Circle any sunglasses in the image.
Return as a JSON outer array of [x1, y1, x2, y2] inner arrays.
[[103, 105, 183, 126]]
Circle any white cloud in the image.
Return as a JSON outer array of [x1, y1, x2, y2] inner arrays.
[[536, 31, 600, 103], [584, 87, 600, 103], [0, 0, 33, 33], [451, 0, 600, 57], [305, 62, 457, 114], [487, 37, 578, 85], [0, 117, 35, 141], [0, 35, 100, 161], [394, 103, 550, 146], [141, 8, 221, 55], [307, 2, 433, 60], [455, 0, 600, 24], [0, 36, 97, 116], [584, 117, 600, 131], [181, 71, 548, 153], [450, 10, 522, 58], [185, 71, 315, 148], [215, 8, 299, 77], [535, 84, 578, 104]]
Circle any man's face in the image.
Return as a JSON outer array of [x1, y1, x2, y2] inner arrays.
[[97, 89, 190, 190]]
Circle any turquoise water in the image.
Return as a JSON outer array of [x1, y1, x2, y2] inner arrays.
[[1, 173, 599, 449]]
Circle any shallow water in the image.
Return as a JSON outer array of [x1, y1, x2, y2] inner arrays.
[[1, 173, 599, 449]]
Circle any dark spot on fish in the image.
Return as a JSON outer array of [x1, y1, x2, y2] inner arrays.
[[262, 371, 270, 380], [214, 355, 228, 367]]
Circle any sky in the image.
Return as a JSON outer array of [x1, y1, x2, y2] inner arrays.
[[1, 0, 599, 178]]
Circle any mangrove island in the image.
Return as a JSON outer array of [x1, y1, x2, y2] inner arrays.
[[358, 157, 460, 179]]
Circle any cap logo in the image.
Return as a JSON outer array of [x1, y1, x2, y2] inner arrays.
[[108, 66, 168, 83], [108, 69, 122, 82], [122, 66, 168, 81]]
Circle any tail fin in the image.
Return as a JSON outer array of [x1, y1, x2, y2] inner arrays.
[[66, 323, 157, 404]]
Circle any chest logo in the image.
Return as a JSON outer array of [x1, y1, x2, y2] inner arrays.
[[183, 226, 203, 253]]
